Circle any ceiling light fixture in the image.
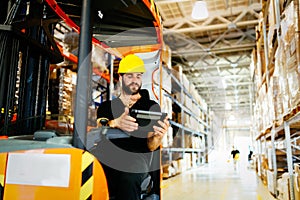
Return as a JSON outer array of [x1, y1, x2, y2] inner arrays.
[[191, 1, 209, 20], [230, 63, 238, 68]]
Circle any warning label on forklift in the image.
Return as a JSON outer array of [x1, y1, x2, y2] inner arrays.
[[5, 153, 71, 187]]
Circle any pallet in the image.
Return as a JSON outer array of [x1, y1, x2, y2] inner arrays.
[[274, 118, 283, 128], [283, 104, 300, 121]]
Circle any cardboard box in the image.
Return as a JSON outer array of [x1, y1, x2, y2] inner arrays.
[[267, 170, 276, 194], [294, 164, 300, 200]]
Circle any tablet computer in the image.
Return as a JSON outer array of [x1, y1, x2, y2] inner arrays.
[[130, 109, 167, 122], [130, 109, 168, 137]]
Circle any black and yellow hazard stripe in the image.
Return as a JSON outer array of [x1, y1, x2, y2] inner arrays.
[[0, 173, 4, 200], [80, 151, 94, 200]]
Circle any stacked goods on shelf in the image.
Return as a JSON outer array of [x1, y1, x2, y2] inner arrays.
[[254, 83, 268, 134], [58, 68, 76, 128], [172, 65, 208, 132], [277, 172, 291, 200], [266, 0, 277, 59], [269, 75, 282, 126], [276, 144, 300, 200], [254, 17, 265, 87], [253, 0, 300, 135], [253, 1, 300, 198], [260, 143, 290, 193], [151, 48, 173, 148], [293, 163, 300, 200], [275, 38, 291, 118], [267, 77, 276, 126], [162, 163, 176, 178], [280, 2, 300, 114], [161, 96, 173, 149], [162, 63, 210, 178], [160, 46, 210, 178], [46, 66, 76, 134], [260, 153, 269, 184]]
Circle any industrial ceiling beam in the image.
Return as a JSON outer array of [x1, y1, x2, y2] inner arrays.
[[172, 43, 255, 56], [156, 0, 260, 121], [188, 74, 250, 81], [195, 81, 252, 88], [161, 3, 261, 27], [165, 20, 259, 35], [182, 62, 250, 71]]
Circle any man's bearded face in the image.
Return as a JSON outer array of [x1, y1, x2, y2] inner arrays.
[[121, 73, 143, 95]]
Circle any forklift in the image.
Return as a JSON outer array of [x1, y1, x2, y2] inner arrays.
[[0, 0, 165, 199]]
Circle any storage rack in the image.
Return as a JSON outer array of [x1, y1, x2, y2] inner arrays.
[[253, 0, 300, 199], [161, 66, 210, 177], [258, 110, 300, 200]]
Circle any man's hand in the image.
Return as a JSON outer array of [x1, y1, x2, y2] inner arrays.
[[109, 107, 138, 132], [147, 116, 170, 151]]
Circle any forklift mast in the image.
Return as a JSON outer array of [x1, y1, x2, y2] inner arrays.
[[0, 0, 63, 136]]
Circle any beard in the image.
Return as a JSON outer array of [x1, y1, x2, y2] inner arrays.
[[122, 79, 142, 95]]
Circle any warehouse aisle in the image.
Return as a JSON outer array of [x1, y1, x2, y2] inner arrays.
[[162, 159, 276, 200]]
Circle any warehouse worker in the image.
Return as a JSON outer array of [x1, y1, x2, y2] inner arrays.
[[230, 146, 240, 171], [97, 54, 169, 200]]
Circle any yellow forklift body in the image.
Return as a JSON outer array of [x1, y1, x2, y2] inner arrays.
[[0, 148, 109, 200]]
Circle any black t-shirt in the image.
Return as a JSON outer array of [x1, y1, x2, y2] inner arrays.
[[97, 89, 161, 153], [231, 149, 240, 159]]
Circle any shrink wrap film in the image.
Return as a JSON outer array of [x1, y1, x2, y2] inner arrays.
[[287, 66, 300, 108]]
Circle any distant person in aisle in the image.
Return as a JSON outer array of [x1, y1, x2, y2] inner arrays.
[[230, 146, 240, 170], [248, 147, 253, 162], [248, 147, 254, 168], [96, 54, 169, 200]]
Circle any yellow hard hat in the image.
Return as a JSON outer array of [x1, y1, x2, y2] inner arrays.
[[118, 54, 146, 73]]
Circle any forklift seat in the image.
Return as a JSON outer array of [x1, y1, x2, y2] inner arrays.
[[33, 130, 58, 141]]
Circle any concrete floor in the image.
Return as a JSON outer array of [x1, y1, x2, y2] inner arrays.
[[161, 161, 276, 200]]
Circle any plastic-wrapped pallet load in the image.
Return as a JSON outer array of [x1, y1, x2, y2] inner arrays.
[[58, 68, 76, 127], [281, 2, 300, 110], [267, 170, 276, 195], [294, 163, 300, 200], [277, 172, 290, 200]]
